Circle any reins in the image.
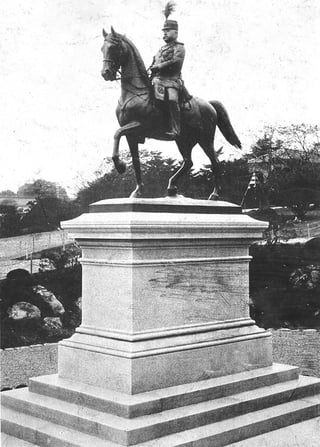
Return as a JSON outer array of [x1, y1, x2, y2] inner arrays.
[[103, 33, 152, 103]]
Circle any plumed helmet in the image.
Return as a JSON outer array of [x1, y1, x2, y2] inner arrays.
[[162, 19, 178, 31], [162, 2, 178, 31]]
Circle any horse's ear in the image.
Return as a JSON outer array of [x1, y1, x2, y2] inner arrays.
[[111, 26, 116, 35], [102, 28, 108, 38]]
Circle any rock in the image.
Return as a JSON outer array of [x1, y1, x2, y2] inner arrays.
[[7, 302, 41, 321], [6, 269, 32, 283], [75, 296, 82, 311], [41, 316, 70, 341], [38, 258, 55, 272], [290, 265, 320, 291], [42, 316, 63, 330], [2, 269, 35, 309], [32, 285, 65, 316], [310, 269, 320, 285]]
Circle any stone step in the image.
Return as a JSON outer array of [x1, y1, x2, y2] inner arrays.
[[2, 394, 320, 446], [1, 407, 118, 447], [1, 433, 35, 446], [228, 416, 320, 446], [139, 395, 320, 446], [2, 388, 127, 445], [29, 363, 299, 418], [2, 375, 320, 445]]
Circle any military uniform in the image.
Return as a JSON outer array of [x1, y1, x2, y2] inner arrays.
[[150, 18, 185, 137], [151, 41, 185, 102]]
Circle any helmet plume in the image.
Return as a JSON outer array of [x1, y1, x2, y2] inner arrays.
[[163, 1, 176, 19]]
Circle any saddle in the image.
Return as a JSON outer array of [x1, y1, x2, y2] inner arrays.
[[151, 77, 192, 109], [150, 78, 200, 131]]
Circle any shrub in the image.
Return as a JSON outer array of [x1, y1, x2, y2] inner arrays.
[[0, 265, 82, 348], [249, 243, 320, 328]]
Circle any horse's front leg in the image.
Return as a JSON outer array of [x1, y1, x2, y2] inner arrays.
[[112, 121, 142, 174], [127, 137, 144, 198]]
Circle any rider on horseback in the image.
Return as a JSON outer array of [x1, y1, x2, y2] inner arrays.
[[100, 2, 241, 198], [150, 3, 185, 138]]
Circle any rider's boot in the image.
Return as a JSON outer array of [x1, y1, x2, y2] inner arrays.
[[165, 101, 181, 138]]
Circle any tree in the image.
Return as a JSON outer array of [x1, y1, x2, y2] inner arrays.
[[76, 150, 252, 208], [0, 204, 21, 237], [76, 150, 179, 209], [250, 128, 283, 159], [276, 124, 320, 159], [20, 197, 81, 233], [267, 159, 320, 220], [249, 124, 320, 218], [182, 159, 250, 204], [250, 124, 319, 160], [16, 180, 79, 234], [17, 179, 68, 200], [0, 190, 16, 197]]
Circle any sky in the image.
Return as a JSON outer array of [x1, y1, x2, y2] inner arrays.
[[1, 0, 319, 196]]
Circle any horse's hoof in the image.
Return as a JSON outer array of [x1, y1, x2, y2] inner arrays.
[[167, 186, 178, 197], [130, 190, 142, 198], [208, 192, 219, 201], [113, 157, 126, 174], [130, 184, 144, 198]]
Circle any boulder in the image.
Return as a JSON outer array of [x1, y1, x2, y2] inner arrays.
[[7, 302, 41, 322], [43, 316, 63, 329], [2, 269, 35, 309], [310, 268, 320, 285], [60, 297, 82, 330], [41, 316, 70, 341], [32, 285, 65, 316], [6, 269, 32, 283], [290, 264, 320, 290], [75, 296, 82, 311], [38, 257, 55, 272]]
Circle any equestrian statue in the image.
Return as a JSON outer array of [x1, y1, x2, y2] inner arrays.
[[101, 1, 241, 199]]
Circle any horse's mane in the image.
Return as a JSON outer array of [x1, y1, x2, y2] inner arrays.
[[117, 33, 151, 86]]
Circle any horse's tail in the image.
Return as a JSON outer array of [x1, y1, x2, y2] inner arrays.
[[209, 100, 242, 149]]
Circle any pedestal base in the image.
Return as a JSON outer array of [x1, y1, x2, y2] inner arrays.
[[2, 199, 319, 444], [58, 319, 272, 393], [2, 364, 320, 446]]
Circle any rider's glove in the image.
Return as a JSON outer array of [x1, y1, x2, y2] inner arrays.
[[150, 65, 159, 74]]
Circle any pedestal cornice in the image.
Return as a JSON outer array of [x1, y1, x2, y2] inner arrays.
[[61, 198, 268, 241]]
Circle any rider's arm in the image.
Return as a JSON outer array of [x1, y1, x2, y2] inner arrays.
[[156, 44, 185, 72], [151, 44, 185, 75]]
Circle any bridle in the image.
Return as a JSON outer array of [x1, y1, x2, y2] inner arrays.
[[102, 39, 151, 91], [102, 58, 122, 80], [103, 59, 148, 90]]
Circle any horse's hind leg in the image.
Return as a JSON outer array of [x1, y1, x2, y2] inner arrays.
[[127, 137, 144, 198], [167, 136, 196, 196], [198, 135, 222, 200]]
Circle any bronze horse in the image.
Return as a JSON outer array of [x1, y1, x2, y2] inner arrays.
[[101, 27, 241, 199]]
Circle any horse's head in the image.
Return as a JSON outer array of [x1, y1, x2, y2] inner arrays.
[[101, 27, 125, 81]]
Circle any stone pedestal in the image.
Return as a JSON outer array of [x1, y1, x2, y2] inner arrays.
[[58, 198, 272, 394], [2, 198, 319, 446]]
